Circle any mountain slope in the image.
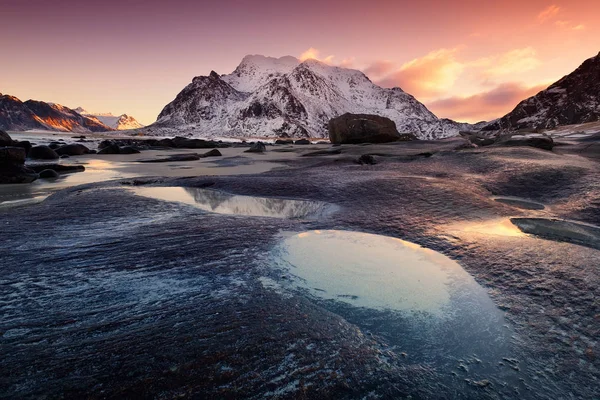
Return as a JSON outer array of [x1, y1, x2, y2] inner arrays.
[[0, 94, 47, 131], [0, 94, 114, 132], [152, 55, 467, 139], [484, 51, 600, 131], [75, 107, 145, 130]]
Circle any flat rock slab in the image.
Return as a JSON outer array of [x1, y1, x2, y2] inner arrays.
[[511, 217, 600, 250]]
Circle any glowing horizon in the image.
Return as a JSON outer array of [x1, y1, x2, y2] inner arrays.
[[1, 0, 598, 125]]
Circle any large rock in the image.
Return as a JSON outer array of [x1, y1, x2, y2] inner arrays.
[[28, 145, 59, 160], [328, 113, 416, 144], [0, 147, 26, 165], [0, 130, 13, 147], [496, 135, 554, 151], [55, 143, 91, 156], [244, 142, 267, 153], [0, 147, 38, 184]]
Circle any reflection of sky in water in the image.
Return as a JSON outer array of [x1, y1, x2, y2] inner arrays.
[[274, 230, 488, 315], [446, 218, 526, 237], [269, 230, 513, 374], [130, 187, 335, 219]]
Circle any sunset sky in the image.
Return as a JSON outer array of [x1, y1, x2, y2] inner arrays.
[[1, 0, 599, 124]]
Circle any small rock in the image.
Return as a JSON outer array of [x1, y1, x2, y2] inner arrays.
[[200, 149, 222, 158], [55, 143, 91, 156], [98, 143, 121, 154], [357, 154, 377, 165], [119, 146, 141, 154], [294, 139, 311, 145], [39, 169, 60, 179], [244, 142, 267, 153]]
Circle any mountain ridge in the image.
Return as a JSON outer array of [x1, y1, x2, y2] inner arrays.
[[149, 55, 472, 139], [0, 94, 114, 133], [483, 51, 600, 131], [74, 107, 145, 130]]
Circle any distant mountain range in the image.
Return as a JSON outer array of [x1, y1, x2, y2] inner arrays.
[[149, 55, 474, 140], [0, 94, 144, 133], [484, 51, 600, 131], [0, 94, 113, 133], [74, 108, 144, 130]]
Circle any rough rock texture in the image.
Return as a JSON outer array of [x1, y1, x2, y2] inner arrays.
[[55, 143, 91, 156], [0, 146, 38, 183], [149, 55, 474, 139], [328, 113, 415, 144], [28, 145, 59, 160], [484, 51, 600, 131]]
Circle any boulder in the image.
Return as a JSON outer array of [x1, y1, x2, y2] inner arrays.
[[328, 113, 416, 144], [28, 145, 59, 160], [0, 130, 13, 147], [28, 164, 85, 174], [0, 147, 38, 184], [98, 143, 121, 154], [172, 136, 218, 149], [200, 149, 222, 158], [244, 142, 267, 153], [0, 147, 26, 165], [12, 140, 32, 154], [459, 131, 495, 147], [275, 139, 294, 145], [39, 169, 60, 179], [294, 139, 311, 145], [357, 154, 377, 165], [119, 146, 141, 154], [55, 143, 91, 156]]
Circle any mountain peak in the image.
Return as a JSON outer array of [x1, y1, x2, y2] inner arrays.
[[152, 54, 467, 139], [484, 51, 600, 131]]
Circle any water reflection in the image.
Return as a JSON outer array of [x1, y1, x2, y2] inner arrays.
[[269, 230, 512, 374], [130, 186, 336, 219]]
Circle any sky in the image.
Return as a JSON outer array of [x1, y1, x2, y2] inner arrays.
[[0, 0, 599, 124]]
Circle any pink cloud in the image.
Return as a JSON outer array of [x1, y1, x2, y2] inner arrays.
[[426, 82, 549, 123]]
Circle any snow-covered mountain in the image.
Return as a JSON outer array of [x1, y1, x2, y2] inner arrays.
[[484, 51, 600, 131], [151, 55, 469, 139], [0, 94, 113, 132], [74, 107, 145, 130]]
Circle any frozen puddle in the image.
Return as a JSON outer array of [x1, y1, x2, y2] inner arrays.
[[269, 230, 511, 367], [130, 186, 336, 219], [272, 230, 500, 314]]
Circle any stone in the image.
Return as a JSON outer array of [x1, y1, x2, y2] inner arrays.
[[275, 139, 294, 145], [0, 147, 26, 165], [98, 143, 121, 154], [0, 129, 13, 146], [244, 142, 267, 153], [294, 139, 311, 145], [328, 113, 416, 144], [357, 154, 377, 165], [119, 146, 141, 154], [55, 143, 91, 156], [28, 164, 85, 174], [28, 145, 59, 160], [200, 149, 222, 158], [39, 169, 60, 179]]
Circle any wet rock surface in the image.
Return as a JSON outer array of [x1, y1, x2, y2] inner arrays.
[[1, 135, 600, 399], [329, 113, 416, 144]]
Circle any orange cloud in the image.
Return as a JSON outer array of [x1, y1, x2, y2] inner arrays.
[[555, 20, 586, 31], [538, 5, 560, 23], [471, 47, 541, 80], [299, 47, 335, 64], [375, 48, 464, 98], [426, 82, 549, 123]]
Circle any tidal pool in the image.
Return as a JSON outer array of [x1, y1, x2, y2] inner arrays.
[[268, 230, 514, 372], [130, 187, 337, 219]]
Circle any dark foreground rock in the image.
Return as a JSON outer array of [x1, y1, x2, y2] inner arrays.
[[496, 135, 554, 151], [357, 154, 377, 165], [329, 113, 416, 144], [294, 138, 311, 145], [0, 147, 38, 183], [27, 164, 85, 174], [38, 169, 60, 179], [28, 145, 59, 160], [55, 143, 91, 156], [244, 142, 267, 153], [0, 129, 13, 146]]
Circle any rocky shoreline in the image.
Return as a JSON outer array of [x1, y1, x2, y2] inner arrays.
[[1, 127, 599, 399]]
